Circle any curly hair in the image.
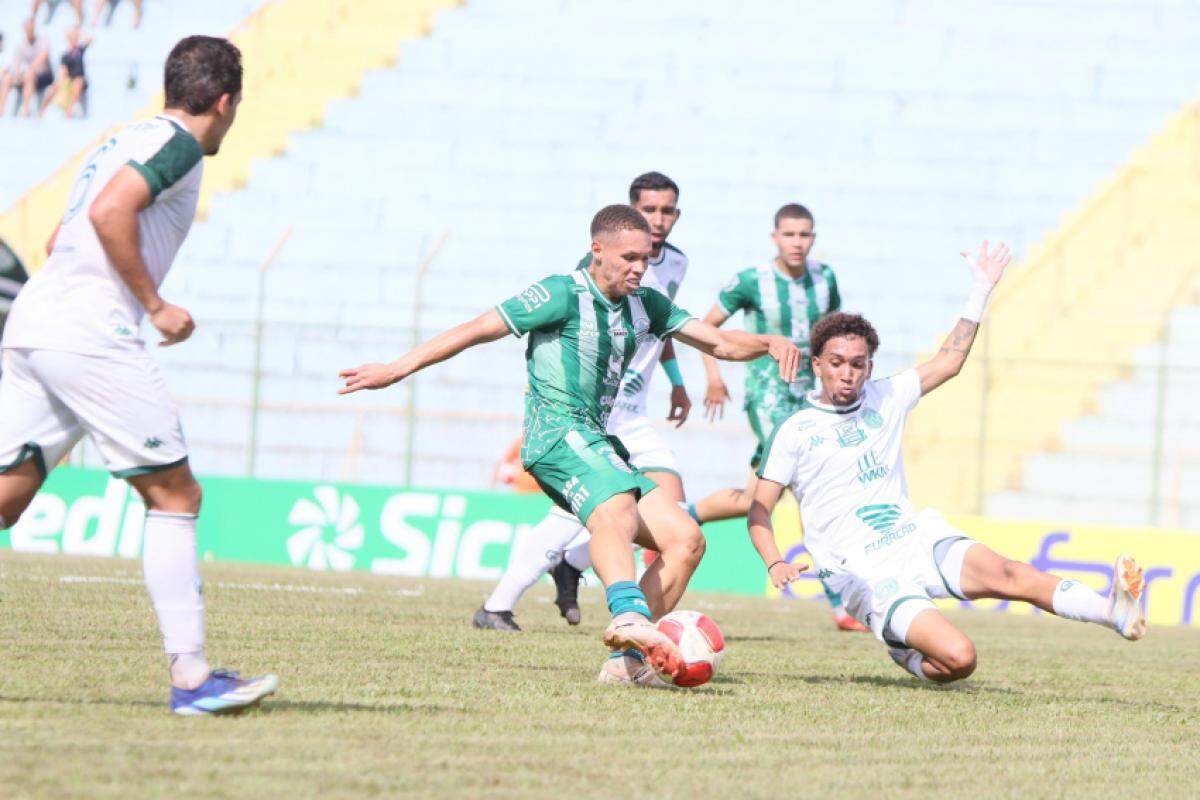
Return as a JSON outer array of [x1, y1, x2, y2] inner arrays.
[[590, 204, 651, 239], [810, 312, 880, 358]]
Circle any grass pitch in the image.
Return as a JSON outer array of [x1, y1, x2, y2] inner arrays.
[[1, 551, 1198, 799]]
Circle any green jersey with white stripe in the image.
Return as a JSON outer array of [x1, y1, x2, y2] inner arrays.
[[497, 269, 693, 464], [717, 260, 841, 401]]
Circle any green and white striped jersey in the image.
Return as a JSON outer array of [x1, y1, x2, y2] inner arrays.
[[497, 268, 693, 464], [717, 260, 841, 400]]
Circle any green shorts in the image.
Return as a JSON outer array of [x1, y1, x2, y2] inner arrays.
[[526, 429, 657, 525], [746, 388, 808, 468]]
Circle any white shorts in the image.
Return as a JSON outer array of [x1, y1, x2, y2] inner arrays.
[[821, 509, 978, 649], [0, 347, 188, 479], [609, 414, 678, 476]]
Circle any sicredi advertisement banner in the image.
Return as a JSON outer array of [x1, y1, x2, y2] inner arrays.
[[3, 468, 1198, 627]]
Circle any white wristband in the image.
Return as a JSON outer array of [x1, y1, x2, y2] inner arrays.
[[961, 280, 992, 323]]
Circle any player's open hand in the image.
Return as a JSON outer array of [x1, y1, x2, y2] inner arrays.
[[704, 378, 730, 421], [768, 559, 809, 589], [150, 302, 194, 347], [766, 335, 801, 384], [963, 240, 1012, 286], [338, 362, 402, 394], [667, 385, 692, 428]]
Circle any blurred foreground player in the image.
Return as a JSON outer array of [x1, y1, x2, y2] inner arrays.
[[749, 242, 1145, 683], [474, 171, 692, 632], [0, 37, 278, 715], [340, 205, 800, 685]]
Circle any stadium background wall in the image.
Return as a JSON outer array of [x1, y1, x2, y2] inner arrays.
[[4, 467, 1198, 628]]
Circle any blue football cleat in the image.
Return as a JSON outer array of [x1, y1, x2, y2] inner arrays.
[[170, 669, 279, 716]]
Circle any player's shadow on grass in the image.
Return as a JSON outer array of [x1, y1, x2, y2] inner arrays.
[[0, 695, 459, 715]]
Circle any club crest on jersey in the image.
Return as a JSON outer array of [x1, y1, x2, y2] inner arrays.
[[834, 419, 866, 448], [862, 408, 883, 429]]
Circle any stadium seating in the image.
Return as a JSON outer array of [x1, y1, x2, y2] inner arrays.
[[0, 0, 262, 257], [10, 1, 1200, 518]]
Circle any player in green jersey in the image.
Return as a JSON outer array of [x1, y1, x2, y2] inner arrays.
[[339, 205, 800, 684], [688, 203, 865, 631]]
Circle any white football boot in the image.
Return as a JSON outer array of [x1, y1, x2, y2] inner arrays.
[[602, 613, 682, 679], [1108, 554, 1147, 641]]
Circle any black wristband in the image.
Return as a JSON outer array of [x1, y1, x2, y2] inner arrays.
[[767, 559, 785, 572]]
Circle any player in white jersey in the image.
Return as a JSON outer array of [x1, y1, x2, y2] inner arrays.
[[749, 242, 1146, 683], [0, 37, 277, 714], [473, 172, 693, 634]]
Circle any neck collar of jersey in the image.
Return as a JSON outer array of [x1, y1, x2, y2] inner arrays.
[[579, 268, 620, 310], [157, 113, 198, 142], [805, 389, 863, 415], [771, 259, 810, 283], [649, 247, 668, 266]]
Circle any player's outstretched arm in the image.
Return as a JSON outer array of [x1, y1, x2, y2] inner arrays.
[[338, 309, 510, 395], [675, 318, 800, 383], [699, 304, 732, 421], [915, 240, 1012, 396], [747, 478, 809, 589], [90, 166, 194, 346]]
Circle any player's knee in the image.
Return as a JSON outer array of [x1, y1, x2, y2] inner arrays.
[[0, 495, 34, 529], [942, 639, 977, 679], [1000, 559, 1035, 593], [664, 522, 705, 567]]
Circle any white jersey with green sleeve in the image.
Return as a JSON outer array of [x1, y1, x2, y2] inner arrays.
[[495, 268, 693, 464], [756, 369, 923, 574], [717, 260, 840, 399], [2, 115, 204, 356], [608, 242, 688, 423]]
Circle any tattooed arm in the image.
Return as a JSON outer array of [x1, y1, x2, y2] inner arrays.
[[915, 241, 1012, 397]]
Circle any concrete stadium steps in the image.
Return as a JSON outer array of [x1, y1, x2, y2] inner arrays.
[[125, 1, 1200, 498], [0, 0, 264, 267]]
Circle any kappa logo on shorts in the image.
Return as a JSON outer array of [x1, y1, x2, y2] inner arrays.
[[144, 437, 164, 450]]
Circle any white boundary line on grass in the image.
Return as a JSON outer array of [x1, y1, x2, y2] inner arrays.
[[0, 572, 425, 598]]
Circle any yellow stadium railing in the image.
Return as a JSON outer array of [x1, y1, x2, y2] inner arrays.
[[905, 100, 1200, 516], [0, 0, 459, 272]]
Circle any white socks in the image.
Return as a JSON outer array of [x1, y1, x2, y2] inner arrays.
[[1050, 578, 1110, 626], [142, 510, 208, 687], [564, 540, 591, 572], [891, 648, 931, 681], [484, 506, 585, 612]]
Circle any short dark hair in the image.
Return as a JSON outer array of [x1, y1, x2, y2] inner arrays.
[[628, 171, 680, 204], [774, 203, 814, 229], [810, 312, 880, 358], [164, 36, 242, 114], [591, 204, 651, 239]]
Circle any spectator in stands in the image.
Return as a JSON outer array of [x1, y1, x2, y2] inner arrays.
[[31, 0, 85, 26], [0, 19, 53, 118], [39, 27, 91, 118], [91, 0, 141, 29]]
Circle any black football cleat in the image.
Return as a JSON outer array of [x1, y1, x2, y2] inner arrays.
[[551, 559, 583, 625], [472, 606, 521, 632]]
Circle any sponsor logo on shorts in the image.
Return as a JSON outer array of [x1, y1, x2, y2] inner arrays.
[[144, 437, 164, 450], [862, 408, 883, 429], [873, 577, 900, 601], [835, 419, 866, 448], [855, 449, 890, 486], [816, 568, 833, 580], [563, 476, 590, 514]]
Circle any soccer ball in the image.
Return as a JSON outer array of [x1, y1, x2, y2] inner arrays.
[[655, 610, 725, 687]]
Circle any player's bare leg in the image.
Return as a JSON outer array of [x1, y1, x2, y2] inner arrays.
[[633, 487, 705, 619], [958, 543, 1146, 640], [0, 459, 44, 530], [899, 609, 977, 683], [554, 469, 685, 624], [587, 492, 682, 678]]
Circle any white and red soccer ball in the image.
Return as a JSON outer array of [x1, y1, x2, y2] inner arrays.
[[655, 610, 725, 687]]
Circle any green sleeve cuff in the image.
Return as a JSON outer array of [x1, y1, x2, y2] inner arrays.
[[661, 358, 685, 387]]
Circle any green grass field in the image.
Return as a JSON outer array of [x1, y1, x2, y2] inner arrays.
[[2, 551, 1198, 799]]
